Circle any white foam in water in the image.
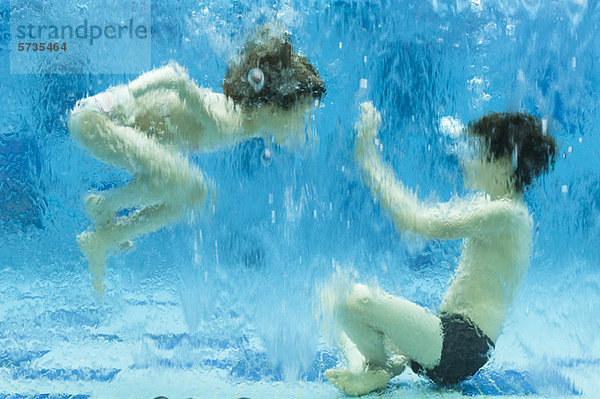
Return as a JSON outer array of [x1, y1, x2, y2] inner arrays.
[[439, 116, 464, 139]]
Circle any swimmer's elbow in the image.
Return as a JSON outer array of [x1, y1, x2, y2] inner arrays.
[[389, 203, 468, 239], [421, 201, 518, 239], [411, 215, 460, 239], [387, 207, 435, 238]]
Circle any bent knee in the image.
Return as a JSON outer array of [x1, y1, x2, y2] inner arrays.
[[345, 283, 375, 314], [190, 174, 212, 206], [166, 172, 210, 208], [69, 108, 107, 147], [186, 175, 209, 206]]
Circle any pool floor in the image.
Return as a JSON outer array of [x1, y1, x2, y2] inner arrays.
[[0, 367, 586, 399], [0, 269, 592, 398]]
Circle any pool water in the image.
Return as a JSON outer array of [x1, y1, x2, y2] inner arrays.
[[1, 0, 599, 398]]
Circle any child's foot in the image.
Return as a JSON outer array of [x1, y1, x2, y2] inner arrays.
[[84, 194, 112, 224], [77, 230, 99, 260], [324, 367, 391, 397], [356, 102, 382, 139], [386, 352, 409, 377], [77, 230, 107, 295]]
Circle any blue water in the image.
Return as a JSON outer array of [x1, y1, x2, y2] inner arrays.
[[1, 0, 599, 397]]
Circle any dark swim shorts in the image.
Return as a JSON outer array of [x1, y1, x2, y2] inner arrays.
[[410, 313, 494, 385]]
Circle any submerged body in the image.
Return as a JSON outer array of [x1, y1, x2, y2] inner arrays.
[[69, 26, 325, 294], [69, 64, 244, 294], [325, 102, 553, 396]]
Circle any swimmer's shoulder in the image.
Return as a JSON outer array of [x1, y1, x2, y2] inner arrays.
[[476, 196, 532, 234]]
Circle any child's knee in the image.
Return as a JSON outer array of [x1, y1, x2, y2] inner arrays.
[[164, 170, 210, 209], [185, 173, 211, 207], [69, 108, 100, 145], [345, 283, 374, 314]]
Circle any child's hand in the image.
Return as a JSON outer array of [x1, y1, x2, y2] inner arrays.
[[356, 102, 381, 138], [355, 102, 382, 162]]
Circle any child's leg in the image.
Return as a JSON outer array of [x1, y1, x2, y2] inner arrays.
[[71, 108, 209, 204], [84, 177, 170, 225], [337, 331, 367, 373], [325, 284, 443, 396], [70, 100, 210, 294], [344, 284, 443, 368], [70, 110, 184, 176], [80, 202, 181, 253], [78, 203, 181, 294], [325, 325, 397, 397], [80, 174, 208, 294], [342, 309, 389, 368]]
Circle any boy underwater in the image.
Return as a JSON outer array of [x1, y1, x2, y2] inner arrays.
[[69, 25, 325, 294], [325, 102, 557, 395]]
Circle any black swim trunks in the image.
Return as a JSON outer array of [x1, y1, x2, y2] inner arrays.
[[410, 313, 494, 385]]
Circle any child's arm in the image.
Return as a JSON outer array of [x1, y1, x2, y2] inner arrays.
[[128, 61, 193, 100], [355, 102, 515, 240], [128, 62, 244, 148]]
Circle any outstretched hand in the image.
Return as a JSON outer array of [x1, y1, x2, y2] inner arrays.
[[355, 101, 382, 163]]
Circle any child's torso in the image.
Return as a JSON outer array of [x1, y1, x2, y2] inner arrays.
[[439, 202, 533, 342]]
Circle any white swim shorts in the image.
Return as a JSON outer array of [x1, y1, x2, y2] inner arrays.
[[71, 85, 132, 118]]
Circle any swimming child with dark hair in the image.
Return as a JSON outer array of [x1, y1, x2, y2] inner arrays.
[[69, 25, 325, 294], [324, 102, 557, 396]]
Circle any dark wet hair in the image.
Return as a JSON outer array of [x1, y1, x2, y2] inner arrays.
[[223, 25, 325, 110], [468, 112, 558, 192]]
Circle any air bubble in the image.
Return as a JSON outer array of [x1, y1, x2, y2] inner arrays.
[[261, 148, 272, 167]]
